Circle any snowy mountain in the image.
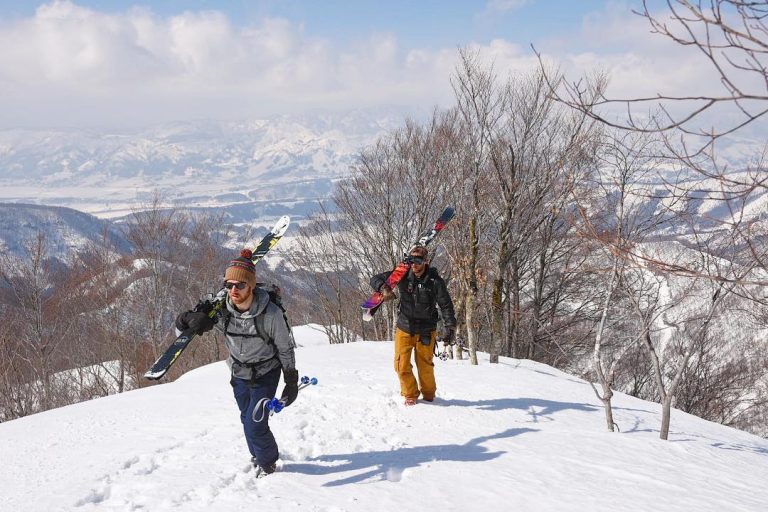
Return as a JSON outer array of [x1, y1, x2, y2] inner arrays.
[[1, 325, 766, 512], [0, 109, 408, 219], [0, 203, 131, 267]]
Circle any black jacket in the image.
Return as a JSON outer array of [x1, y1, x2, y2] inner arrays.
[[371, 266, 456, 336]]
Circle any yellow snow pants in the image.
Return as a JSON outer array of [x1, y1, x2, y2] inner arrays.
[[394, 328, 437, 400]]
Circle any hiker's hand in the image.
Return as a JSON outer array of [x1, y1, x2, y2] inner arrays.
[[380, 284, 396, 302], [176, 311, 216, 335], [281, 368, 299, 407], [441, 328, 455, 346]]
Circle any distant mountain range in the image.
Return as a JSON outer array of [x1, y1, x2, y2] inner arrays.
[[0, 108, 409, 267], [0, 107, 764, 269], [0, 108, 410, 220]]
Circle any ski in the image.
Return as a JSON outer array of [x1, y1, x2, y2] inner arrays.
[[144, 215, 291, 380], [361, 207, 455, 321]]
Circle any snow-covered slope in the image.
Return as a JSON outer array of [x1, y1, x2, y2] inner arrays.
[[0, 203, 131, 265], [1, 325, 766, 512]]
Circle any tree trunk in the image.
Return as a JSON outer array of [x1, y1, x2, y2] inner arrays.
[[490, 239, 509, 364], [660, 396, 673, 440], [510, 256, 522, 358], [453, 292, 465, 361], [465, 295, 478, 365], [602, 392, 615, 432], [592, 259, 620, 432], [490, 276, 503, 364], [465, 213, 479, 365]]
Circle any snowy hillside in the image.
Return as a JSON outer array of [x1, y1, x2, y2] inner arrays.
[[0, 109, 407, 219], [0, 203, 131, 265], [1, 325, 766, 512]]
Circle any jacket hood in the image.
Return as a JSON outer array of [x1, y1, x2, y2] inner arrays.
[[225, 287, 270, 318]]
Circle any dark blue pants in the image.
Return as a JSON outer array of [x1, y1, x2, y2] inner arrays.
[[230, 366, 281, 467]]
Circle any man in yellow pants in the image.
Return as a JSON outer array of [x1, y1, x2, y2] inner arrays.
[[370, 245, 456, 406]]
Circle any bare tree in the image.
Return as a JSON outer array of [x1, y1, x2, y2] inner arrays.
[[175, 213, 233, 369], [675, 319, 767, 430], [450, 48, 504, 365], [124, 197, 190, 373], [532, 1, 768, 437], [578, 130, 674, 431], [0, 233, 79, 411], [537, 1, 768, 289], [0, 307, 35, 420], [287, 203, 361, 344], [624, 233, 759, 440], [335, 111, 461, 340], [72, 229, 140, 395], [541, 1, 768, 156]]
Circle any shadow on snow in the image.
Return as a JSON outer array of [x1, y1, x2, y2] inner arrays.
[[432, 397, 599, 420], [288, 427, 537, 486]]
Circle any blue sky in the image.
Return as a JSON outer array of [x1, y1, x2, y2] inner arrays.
[[0, 1, 723, 129]]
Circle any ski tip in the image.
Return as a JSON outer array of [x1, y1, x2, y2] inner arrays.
[[273, 215, 291, 234], [143, 371, 165, 380], [439, 207, 455, 223]]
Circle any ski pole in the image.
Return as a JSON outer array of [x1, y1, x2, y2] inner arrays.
[[437, 337, 469, 360], [253, 376, 318, 420], [269, 375, 318, 414], [298, 375, 318, 391]]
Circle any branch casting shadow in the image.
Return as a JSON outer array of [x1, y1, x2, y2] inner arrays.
[[288, 427, 538, 487]]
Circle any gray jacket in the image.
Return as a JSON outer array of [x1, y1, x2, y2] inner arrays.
[[215, 288, 296, 381]]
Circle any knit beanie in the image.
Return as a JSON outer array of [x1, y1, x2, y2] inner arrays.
[[224, 249, 257, 288]]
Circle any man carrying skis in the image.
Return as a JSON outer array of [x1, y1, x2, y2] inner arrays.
[[175, 249, 298, 476], [370, 245, 456, 406]]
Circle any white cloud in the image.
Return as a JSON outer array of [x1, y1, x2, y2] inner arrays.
[[0, 0, 762, 134], [0, 1, 463, 128]]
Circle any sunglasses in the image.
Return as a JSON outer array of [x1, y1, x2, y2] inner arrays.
[[409, 255, 426, 265], [224, 281, 248, 290]]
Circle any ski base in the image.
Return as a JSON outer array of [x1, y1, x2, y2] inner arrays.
[[144, 332, 196, 380]]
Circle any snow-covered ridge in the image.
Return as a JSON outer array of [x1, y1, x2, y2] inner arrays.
[[0, 202, 132, 265], [0, 328, 766, 512]]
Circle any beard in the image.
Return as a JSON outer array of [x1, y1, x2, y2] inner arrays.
[[229, 288, 252, 308]]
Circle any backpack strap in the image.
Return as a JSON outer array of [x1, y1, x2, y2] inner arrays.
[[254, 313, 268, 343]]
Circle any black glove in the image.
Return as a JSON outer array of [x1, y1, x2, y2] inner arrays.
[[442, 328, 455, 346], [175, 310, 216, 335], [280, 368, 299, 407]]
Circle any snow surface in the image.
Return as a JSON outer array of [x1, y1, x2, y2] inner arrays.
[[1, 324, 767, 512]]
